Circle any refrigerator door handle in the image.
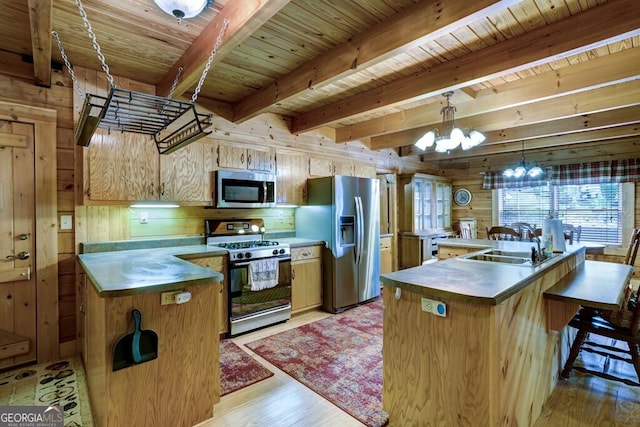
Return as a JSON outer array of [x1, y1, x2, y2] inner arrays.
[[355, 196, 364, 265]]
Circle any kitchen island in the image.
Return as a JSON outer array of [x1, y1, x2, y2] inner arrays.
[[380, 240, 634, 426], [77, 243, 225, 427]]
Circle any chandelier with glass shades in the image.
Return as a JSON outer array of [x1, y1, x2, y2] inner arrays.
[[153, 0, 213, 23], [503, 142, 544, 178], [414, 91, 486, 153]]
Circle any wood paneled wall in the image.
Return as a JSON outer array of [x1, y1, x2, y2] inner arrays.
[[2, 52, 636, 355]]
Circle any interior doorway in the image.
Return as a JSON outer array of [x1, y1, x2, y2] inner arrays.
[[0, 119, 36, 369]]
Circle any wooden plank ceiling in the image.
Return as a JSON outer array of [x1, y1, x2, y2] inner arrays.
[[2, 0, 639, 167]]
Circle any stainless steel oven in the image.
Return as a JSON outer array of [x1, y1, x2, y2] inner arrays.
[[205, 219, 291, 337]]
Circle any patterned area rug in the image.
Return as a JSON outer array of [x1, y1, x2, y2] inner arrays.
[[220, 339, 274, 396], [245, 299, 388, 427], [0, 355, 94, 426]]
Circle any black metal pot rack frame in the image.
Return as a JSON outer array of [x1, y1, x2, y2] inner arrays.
[[56, 0, 228, 155], [75, 88, 213, 155]]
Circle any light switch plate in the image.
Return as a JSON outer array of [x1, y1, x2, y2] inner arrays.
[[60, 215, 73, 230]]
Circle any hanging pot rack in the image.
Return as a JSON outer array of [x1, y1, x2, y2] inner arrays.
[[55, 0, 229, 155]]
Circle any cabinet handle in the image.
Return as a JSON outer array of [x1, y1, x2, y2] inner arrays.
[[302, 251, 310, 256], [160, 182, 165, 196], [292, 268, 295, 280], [220, 282, 223, 294], [247, 154, 252, 166], [240, 153, 245, 165], [79, 301, 85, 314], [149, 182, 155, 196]]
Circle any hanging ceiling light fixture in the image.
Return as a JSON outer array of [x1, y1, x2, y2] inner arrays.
[[503, 141, 544, 178], [152, 0, 213, 23], [414, 91, 486, 153]]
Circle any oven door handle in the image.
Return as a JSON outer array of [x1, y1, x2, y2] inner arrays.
[[230, 258, 291, 267]]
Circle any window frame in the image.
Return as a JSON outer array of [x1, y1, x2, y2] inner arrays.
[[492, 183, 634, 247]]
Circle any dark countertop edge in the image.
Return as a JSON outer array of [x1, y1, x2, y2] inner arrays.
[[381, 246, 586, 305]]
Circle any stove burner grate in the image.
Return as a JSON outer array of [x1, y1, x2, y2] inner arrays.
[[216, 240, 280, 250]]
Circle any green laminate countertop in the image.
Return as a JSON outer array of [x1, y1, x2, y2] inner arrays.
[[77, 237, 325, 298], [77, 245, 227, 298], [381, 239, 587, 305]]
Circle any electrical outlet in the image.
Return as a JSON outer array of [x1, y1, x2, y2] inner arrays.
[[139, 211, 148, 224], [421, 297, 447, 317], [161, 290, 182, 305]]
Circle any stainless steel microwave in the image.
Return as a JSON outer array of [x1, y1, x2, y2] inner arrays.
[[215, 170, 276, 208]]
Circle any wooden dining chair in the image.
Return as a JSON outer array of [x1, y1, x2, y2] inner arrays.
[[563, 224, 582, 244], [486, 226, 521, 241], [560, 228, 640, 386], [459, 222, 472, 239]]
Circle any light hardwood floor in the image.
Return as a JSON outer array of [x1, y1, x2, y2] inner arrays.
[[198, 310, 640, 427]]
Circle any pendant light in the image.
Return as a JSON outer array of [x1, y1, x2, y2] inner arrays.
[[153, 0, 213, 23], [414, 91, 486, 152], [503, 142, 544, 178]]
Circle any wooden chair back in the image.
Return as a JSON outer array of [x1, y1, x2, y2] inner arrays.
[[486, 226, 521, 241], [623, 228, 640, 266], [563, 224, 582, 244], [459, 222, 472, 239]]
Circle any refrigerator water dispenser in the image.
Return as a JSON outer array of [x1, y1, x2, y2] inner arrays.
[[339, 216, 355, 247]]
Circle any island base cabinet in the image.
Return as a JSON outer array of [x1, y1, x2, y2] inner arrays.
[[85, 280, 219, 427], [382, 264, 576, 426]]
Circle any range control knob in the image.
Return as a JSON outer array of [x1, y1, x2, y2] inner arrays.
[[245, 252, 252, 259], [272, 249, 279, 255], [279, 248, 286, 254], [236, 253, 244, 260]]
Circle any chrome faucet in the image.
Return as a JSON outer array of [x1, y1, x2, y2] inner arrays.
[[511, 222, 543, 263]]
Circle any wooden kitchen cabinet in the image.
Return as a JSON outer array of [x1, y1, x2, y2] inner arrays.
[[275, 150, 309, 205], [218, 141, 274, 172], [83, 135, 214, 204], [187, 256, 228, 335], [76, 266, 87, 364], [159, 141, 215, 204], [398, 173, 452, 232], [86, 131, 158, 201], [380, 236, 393, 275], [309, 156, 334, 177], [291, 245, 323, 314]]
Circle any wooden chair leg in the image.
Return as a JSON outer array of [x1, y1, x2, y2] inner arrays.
[[630, 342, 640, 382], [561, 329, 588, 379]]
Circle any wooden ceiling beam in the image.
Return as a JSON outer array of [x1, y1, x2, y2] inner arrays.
[[336, 46, 640, 143], [28, 0, 52, 87], [401, 106, 640, 157], [414, 125, 640, 161], [232, 0, 520, 123], [291, 0, 640, 134], [371, 79, 640, 150], [156, 0, 291, 98]]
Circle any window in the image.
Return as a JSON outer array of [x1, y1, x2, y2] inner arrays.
[[497, 183, 624, 244]]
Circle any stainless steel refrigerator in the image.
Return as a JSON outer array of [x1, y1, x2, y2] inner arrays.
[[295, 175, 380, 313]]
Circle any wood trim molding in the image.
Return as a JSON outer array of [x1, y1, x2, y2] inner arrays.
[[0, 100, 58, 363]]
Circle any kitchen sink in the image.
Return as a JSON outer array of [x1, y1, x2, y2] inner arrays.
[[459, 248, 558, 267], [483, 249, 533, 258], [465, 253, 531, 265]]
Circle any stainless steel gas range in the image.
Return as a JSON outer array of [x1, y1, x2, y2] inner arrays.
[[205, 219, 291, 336]]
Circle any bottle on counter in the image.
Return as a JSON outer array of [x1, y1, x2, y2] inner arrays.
[[544, 233, 553, 258]]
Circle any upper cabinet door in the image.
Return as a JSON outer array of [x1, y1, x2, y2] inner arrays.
[[218, 142, 273, 172], [159, 140, 215, 204], [86, 131, 158, 202]]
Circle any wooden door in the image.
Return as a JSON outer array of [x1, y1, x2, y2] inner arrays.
[[0, 120, 36, 368]]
